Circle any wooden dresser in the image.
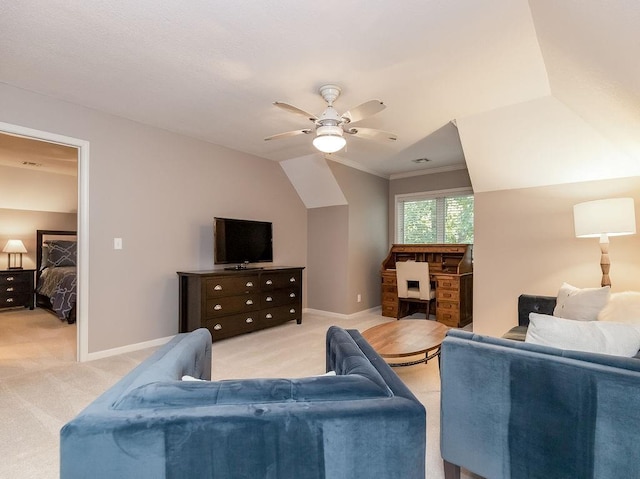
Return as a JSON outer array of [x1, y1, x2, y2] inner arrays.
[[0, 269, 35, 311], [381, 244, 473, 328], [177, 266, 304, 341]]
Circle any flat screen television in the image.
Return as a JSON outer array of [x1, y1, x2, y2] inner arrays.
[[214, 217, 273, 266]]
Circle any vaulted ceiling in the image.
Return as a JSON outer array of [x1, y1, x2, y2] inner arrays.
[[1, 1, 638, 192]]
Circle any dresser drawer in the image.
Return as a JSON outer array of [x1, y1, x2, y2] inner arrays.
[[437, 309, 460, 327], [2, 281, 32, 294], [205, 294, 260, 318], [203, 313, 259, 340], [381, 272, 397, 287], [0, 272, 31, 287], [261, 271, 301, 291], [261, 288, 299, 308], [260, 304, 301, 325], [436, 289, 460, 301], [436, 277, 460, 291], [204, 275, 259, 298], [382, 301, 398, 317], [0, 292, 31, 307]]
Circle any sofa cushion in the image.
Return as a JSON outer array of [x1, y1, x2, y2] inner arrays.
[[112, 374, 392, 410], [525, 312, 640, 357], [553, 282, 610, 321]]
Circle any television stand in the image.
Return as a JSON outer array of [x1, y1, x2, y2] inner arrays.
[[177, 266, 304, 341]]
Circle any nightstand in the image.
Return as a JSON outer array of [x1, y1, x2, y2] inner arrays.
[[0, 269, 35, 310]]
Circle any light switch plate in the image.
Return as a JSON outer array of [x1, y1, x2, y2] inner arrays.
[[114, 238, 123, 250]]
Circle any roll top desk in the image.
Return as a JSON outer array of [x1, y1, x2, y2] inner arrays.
[[381, 244, 473, 328]]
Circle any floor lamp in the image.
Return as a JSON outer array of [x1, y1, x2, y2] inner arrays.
[[573, 198, 636, 287]]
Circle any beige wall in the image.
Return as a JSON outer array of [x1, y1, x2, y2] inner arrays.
[[0, 208, 77, 270], [474, 176, 640, 337], [0, 83, 307, 354], [388, 168, 472, 243], [306, 161, 388, 315], [307, 205, 349, 313], [329, 162, 389, 314], [0, 164, 77, 213], [308, 161, 389, 315]]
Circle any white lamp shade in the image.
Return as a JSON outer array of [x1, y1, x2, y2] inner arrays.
[[574, 198, 636, 238], [2, 239, 27, 253]]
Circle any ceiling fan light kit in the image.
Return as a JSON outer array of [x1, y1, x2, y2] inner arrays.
[[266, 84, 397, 154], [313, 125, 346, 153]]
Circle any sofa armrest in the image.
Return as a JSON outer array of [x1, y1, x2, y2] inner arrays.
[[517, 294, 556, 326]]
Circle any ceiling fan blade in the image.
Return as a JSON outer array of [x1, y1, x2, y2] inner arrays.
[[264, 129, 313, 141], [273, 102, 318, 122], [342, 100, 386, 124], [344, 127, 397, 142]]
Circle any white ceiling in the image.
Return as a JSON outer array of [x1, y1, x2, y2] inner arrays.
[[1, 0, 639, 190]]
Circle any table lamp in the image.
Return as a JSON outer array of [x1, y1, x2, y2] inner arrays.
[[573, 197, 636, 287], [3, 239, 28, 270]]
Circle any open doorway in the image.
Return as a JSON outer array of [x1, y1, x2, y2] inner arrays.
[[0, 122, 89, 361]]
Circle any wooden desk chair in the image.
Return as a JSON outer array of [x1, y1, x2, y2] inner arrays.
[[396, 261, 436, 319]]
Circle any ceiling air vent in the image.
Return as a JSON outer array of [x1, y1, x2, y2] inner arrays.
[[412, 158, 431, 164]]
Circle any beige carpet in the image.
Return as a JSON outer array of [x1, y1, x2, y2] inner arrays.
[[0, 307, 477, 479]]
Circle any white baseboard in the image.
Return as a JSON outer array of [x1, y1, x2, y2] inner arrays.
[[303, 306, 382, 320], [84, 306, 384, 361], [85, 334, 175, 361]]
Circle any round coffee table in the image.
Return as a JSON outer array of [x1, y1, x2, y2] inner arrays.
[[362, 320, 450, 367]]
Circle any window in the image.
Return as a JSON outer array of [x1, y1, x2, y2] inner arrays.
[[396, 188, 474, 244]]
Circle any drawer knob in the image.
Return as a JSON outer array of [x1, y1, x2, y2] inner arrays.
[[266, 313, 273, 319], [214, 304, 222, 310], [246, 281, 254, 287], [289, 292, 296, 298], [266, 296, 273, 302], [289, 277, 296, 282], [289, 308, 296, 314], [6, 298, 14, 303], [213, 324, 222, 330], [245, 299, 253, 305], [6, 287, 13, 292], [245, 317, 253, 323], [7, 277, 14, 281], [265, 279, 273, 285], [214, 285, 223, 291]]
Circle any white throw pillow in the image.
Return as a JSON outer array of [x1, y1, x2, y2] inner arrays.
[[553, 282, 610, 321], [598, 292, 640, 325], [525, 313, 640, 357], [181, 375, 207, 381]]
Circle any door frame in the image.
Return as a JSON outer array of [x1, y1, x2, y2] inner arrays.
[[0, 121, 90, 362]]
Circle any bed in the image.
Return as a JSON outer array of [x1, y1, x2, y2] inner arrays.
[[36, 230, 77, 324]]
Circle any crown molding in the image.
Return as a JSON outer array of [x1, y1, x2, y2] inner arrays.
[[389, 163, 467, 180]]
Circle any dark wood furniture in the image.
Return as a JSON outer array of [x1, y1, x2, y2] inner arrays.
[[381, 244, 473, 328], [35, 229, 77, 324], [0, 269, 35, 311], [178, 266, 304, 341], [362, 319, 450, 367]]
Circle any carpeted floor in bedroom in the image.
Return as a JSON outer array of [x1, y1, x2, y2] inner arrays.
[[0, 307, 478, 479]]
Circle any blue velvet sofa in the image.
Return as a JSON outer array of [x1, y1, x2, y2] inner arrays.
[[440, 328, 640, 479], [61, 326, 426, 479]]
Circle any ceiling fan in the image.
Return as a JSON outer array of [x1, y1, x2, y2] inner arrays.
[[265, 84, 398, 154]]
